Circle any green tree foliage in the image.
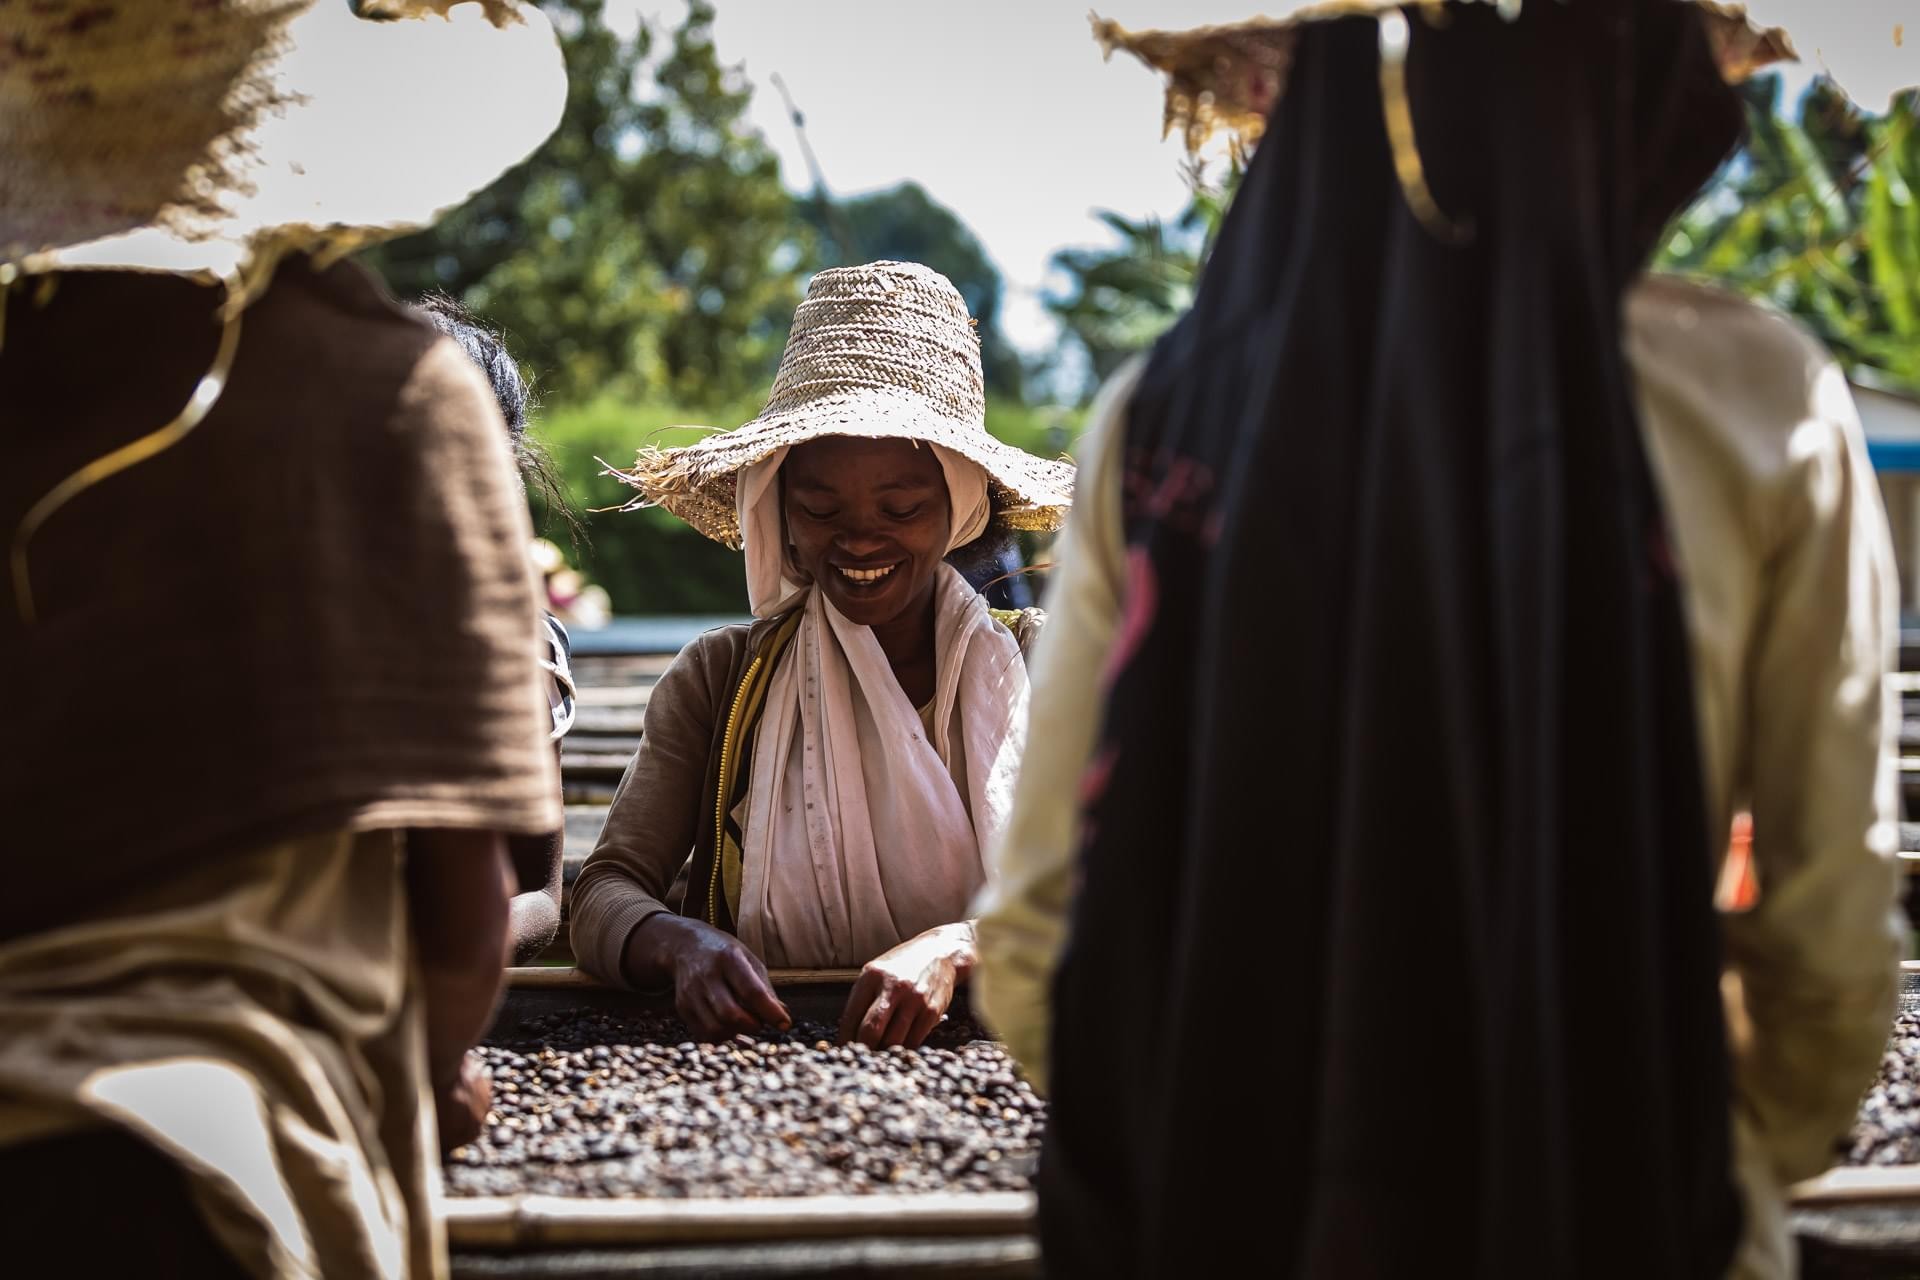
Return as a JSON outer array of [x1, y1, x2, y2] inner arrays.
[[532, 398, 760, 614], [1043, 164, 1239, 402], [1657, 80, 1920, 391], [801, 182, 1026, 399], [1045, 208, 1199, 397], [365, 0, 810, 409]]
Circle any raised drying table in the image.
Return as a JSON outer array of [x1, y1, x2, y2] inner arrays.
[[449, 968, 1040, 1278], [455, 962, 1920, 1277]]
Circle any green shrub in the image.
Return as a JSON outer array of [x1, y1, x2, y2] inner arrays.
[[532, 398, 755, 615]]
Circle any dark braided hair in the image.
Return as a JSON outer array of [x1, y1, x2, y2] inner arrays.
[[944, 490, 1017, 583], [415, 292, 574, 531]]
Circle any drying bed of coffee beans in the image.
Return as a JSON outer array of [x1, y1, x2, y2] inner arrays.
[[445, 1010, 1046, 1198], [1844, 1012, 1920, 1167]]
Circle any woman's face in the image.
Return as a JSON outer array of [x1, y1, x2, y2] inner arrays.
[[782, 437, 951, 630]]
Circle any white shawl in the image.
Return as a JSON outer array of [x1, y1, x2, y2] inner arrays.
[[731, 446, 1029, 967]]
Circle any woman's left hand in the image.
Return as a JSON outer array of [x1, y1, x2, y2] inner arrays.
[[435, 1050, 494, 1154], [839, 922, 977, 1049]]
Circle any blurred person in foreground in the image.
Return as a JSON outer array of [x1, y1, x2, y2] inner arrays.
[[417, 293, 579, 964], [571, 262, 1072, 1049], [974, 3, 1908, 1277], [0, 3, 565, 1276]]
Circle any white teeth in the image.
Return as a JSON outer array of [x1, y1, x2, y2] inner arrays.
[[839, 563, 896, 583]]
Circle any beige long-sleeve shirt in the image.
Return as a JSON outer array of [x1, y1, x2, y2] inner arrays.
[[972, 275, 1904, 1280]]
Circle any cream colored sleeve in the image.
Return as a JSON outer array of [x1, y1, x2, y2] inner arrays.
[[1729, 361, 1905, 1189], [972, 361, 1140, 1092]]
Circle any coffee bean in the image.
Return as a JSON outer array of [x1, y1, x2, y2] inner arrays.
[[1844, 1011, 1920, 1168], [446, 1011, 1046, 1200]]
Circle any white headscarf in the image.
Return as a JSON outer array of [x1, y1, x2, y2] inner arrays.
[[730, 443, 1027, 967]]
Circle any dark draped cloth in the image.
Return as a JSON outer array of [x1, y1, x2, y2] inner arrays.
[[1041, 3, 1747, 1276], [0, 259, 561, 941]]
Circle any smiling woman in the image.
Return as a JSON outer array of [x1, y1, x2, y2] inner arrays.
[[787, 439, 949, 604], [572, 262, 1074, 1050], [782, 438, 953, 703]]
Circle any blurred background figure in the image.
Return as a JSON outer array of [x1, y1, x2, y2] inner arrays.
[[417, 293, 582, 963], [0, 3, 566, 1276], [976, 4, 1908, 1279], [963, 541, 1039, 611], [533, 537, 615, 630]]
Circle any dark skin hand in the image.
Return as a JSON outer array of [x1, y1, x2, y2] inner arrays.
[[406, 828, 516, 1152], [506, 828, 563, 964], [506, 743, 566, 964], [839, 921, 976, 1049], [623, 913, 792, 1040]]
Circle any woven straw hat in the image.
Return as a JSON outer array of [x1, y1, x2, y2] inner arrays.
[[607, 261, 1076, 548], [0, 0, 566, 291], [1095, 2, 1915, 156]]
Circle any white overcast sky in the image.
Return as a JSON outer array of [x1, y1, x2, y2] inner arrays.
[[617, 2, 1217, 356], [621, 3, 1829, 357]]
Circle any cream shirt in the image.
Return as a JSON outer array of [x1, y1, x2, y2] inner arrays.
[[972, 275, 1904, 1280]]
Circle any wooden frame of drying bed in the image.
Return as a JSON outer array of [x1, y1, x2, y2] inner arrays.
[[445, 1191, 1036, 1249]]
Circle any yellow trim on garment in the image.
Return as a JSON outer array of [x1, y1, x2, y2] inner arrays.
[[709, 610, 804, 926]]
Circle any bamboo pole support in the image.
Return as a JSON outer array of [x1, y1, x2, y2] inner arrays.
[[446, 1190, 1036, 1248], [507, 966, 862, 990], [1792, 1165, 1920, 1205]]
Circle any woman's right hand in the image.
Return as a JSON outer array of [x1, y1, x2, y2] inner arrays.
[[627, 914, 792, 1040]]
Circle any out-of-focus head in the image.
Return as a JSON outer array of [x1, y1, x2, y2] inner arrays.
[[415, 293, 575, 535], [0, 1, 567, 291], [416, 293, 532, 451], [1117, 0, 1750, 319], [1, 2, 571, 624], [1093, 0, 1911, 159]]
